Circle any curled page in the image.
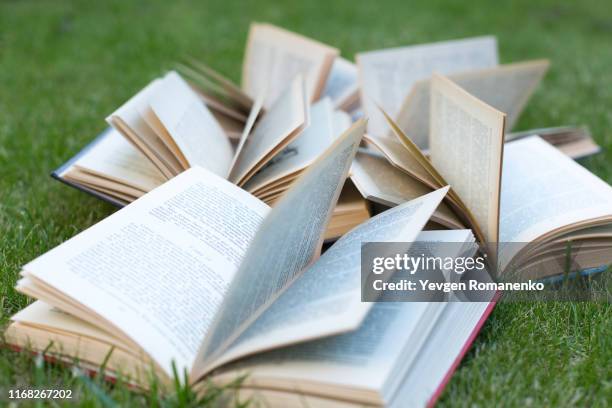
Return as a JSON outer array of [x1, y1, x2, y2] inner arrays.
[[203, 188, 450, 373], [149, 72, 234, 177], [193, 120, 366, 377], [228, 75, 309, 186], [357, 36, 498, 138], [396, 60, 549, 149], [430, 74, 506, 243], [242, 23, 339, 108], [243, 97, 335, 195], [106, 79, 183, 178], [63, 128, 166, 194]]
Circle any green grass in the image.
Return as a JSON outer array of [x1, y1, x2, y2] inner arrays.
[[1, 0, 611, 406]]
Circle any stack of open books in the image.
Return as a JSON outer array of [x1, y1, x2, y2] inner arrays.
[[6, 23, 611, 407]]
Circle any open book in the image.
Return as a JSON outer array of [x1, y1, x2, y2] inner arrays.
[[6, 121, 494, 406], [356, 73, 612, 278], [357, 36, 499, 138], [178, 22, 344, 115], [393, 60, 550, 149], [53, 72, 367, 240]]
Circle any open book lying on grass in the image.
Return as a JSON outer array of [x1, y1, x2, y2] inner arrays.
[[178, 23, 356, 120], [53, 71, 366, 240], [353, 74, 612, 279], [356, 37, 600, 158], [6, 121, 495, 406]]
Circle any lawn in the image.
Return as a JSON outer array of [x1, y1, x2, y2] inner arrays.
[[1, 0, 611, 406]]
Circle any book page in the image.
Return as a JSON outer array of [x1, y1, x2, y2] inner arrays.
[[322, 57, 359, 109], [500, 136, 612, 245], [180, 57, 253, 112], [63, 128, 166, 193], [243, 98, 334, 193], [149, 71, 234, 177], [357, 36, 498, 138], [106, 79, 184, 178], [228, 92, 264, 175], [332, 110, 352, 138], [11, 301, 134, 352], [396, 60, 549, 149], [364, 133, 439, 188], [350, 150, 464, 229], [20, 167, 270, 376], [430, 74, 506, 243], [218, 301, 442, 399], [228, 75, 308, 186], [242, 23, 339, 108], [193, 121, 366, 376], [204, 189, 449, 373]]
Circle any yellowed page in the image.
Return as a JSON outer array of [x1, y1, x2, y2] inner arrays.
[[357, 36, 498, 138], [242, 23, 339, 107], [106, 79, 183, 177], [430, 74, 506, 243], [11, 301, 135, 352], [229, 75, 309, 186], [63, 171, 141, 200], [396, 60, 549, 149], [350, 150, 464, 229], [149, 72, 234, 177], [60, 128, 166, 193]]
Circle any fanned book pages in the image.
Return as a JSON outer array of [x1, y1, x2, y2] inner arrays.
[[357, 36, 498, 137], [53, 102, 365, 242], [506, 125, 601, 160], [395, 60, 549, 149], [360, 75, 612, 280], [61, 70, 314, 200], [8, 121, 497, 407]]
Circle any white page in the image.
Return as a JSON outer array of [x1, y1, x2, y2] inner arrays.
[[194, 121, 366, 374], [430, 74, 506, 243], [500, 136, 612, 244], [22, 167, 270, 376], [149, 72, 234, 177], [62, 128, 166, 193], [228, 75, 308, 185], [242, 23, 339, 108], [322, 57, 359, 108], [206, 189, 449, 371], [332, 110, 352, 138], [243, 98, 335, 193], [396, 60, 549, 149], [357, 36, 498, 138]]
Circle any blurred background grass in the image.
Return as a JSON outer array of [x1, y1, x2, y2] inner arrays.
[[0, 0, 610, 406]]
